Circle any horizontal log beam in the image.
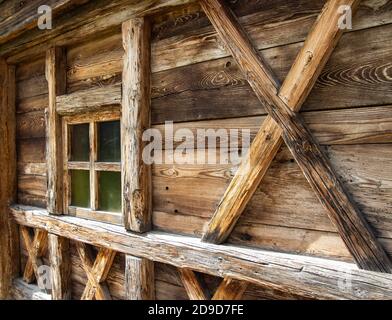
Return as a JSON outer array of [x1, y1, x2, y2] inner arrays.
[[10, 204, 392, 300], [56, 84, 121, 116], [2, 0, 196, 62]]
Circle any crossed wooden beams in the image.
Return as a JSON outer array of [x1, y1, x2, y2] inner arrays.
[[20, 227, 49, 293], [200, 0, 392, 273], [179, 268, 248, 300], [76, 242, 116, 300]]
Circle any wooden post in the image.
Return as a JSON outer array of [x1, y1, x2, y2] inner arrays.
[[212, 278, 248, 300], [0, 58, 19, 299], [48, 234, 71, 300], [122, 17, 152, 232], [46, 47, 66, 215], [125, 255, 155, 300]]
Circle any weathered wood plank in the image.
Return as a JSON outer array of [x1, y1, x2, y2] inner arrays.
[[48, 234, 71, 299], [0, 0, 88, 45], [201, 0, 361, 244], [2, 0, 196, 62], [178, 268, 210, 300], [0, 58, 19, 299], [11, 205, 392, 300], [56, 84, 121, 116], [122, 17, 152, 232], [46, 47, 66, 215], [200, 0, 392, 273], [11, 278, 51, 300], [125, 255, 155, 300], [212, 277, 248, 300]]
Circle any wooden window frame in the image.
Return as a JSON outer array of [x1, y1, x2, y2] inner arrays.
[[62, 108, 122, 226]]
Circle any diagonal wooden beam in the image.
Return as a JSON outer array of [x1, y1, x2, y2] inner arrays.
[[21, 226, 47, 284], [200, 0, 392, 273], [178, 268, 211, 300], [179, 268, 247, 300], [202, 0, 362, 245], [76, 242, 115, 300], [212, 277, 248, 300]]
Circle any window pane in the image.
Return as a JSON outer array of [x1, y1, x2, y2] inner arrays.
[[71, 123, 89, 161], [98, 171, 121, 212], [98, 121, 120, 162], [71, 170, 90, 208]]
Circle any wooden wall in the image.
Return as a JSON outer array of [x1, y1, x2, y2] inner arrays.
[[14, 0, 392, 299]]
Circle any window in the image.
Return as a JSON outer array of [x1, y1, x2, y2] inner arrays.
[[62, 110, 122, 225]]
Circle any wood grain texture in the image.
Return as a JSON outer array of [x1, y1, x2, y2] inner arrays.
[[212, 277, 248, 300], [201, 0, 361, 245], [200, 0, 392, 273], [2, 0, 196, 62], [75, 242, 115, 300], [11, 278, 51, 300], [48, 234, 71, 299], [56, 84, 121, 116], [20, 226, 48, 288], [125, 255, 155, 300], [11, 205, 392, 300], [122, 17, 152, 232], [0, 0, 89, 45], [178, 268, 210, 300], [45, 47, 66, 215], [0, 59, 19, 299]]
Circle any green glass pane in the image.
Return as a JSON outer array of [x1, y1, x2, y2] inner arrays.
[[98, 171, 121, 212], [71, 123, 89, 161], [71, 170, 90, 208], [98, 121, 120, 162]]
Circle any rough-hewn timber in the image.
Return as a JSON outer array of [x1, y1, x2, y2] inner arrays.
[[10, 205, 392, 300]]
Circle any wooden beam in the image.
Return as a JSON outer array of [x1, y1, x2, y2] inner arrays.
[[0, 0, 86, 45], [46, 47, 66, 215], [48, 234, 71, 300], [200, 0, 392, 273], [178, 268, 210, 300], [125, 255, 155, 300], [11, 205, 392, 300], [122, 17, 152, 232], [11, 278, 51, 300], [0, 58, 19, 299], [212, 277, 248, 300], [201, 0, 362, 244], [3, 0, 196, 63], [21, 228, 47, 284], [76, 242, 115, 300], [56, 84, 121, 116]]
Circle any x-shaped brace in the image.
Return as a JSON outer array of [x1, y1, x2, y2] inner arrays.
[[178, 268, 248, 300], [20, 226, 49, 291], [76, 242, 116, 300], [200, 0, 392, 272]]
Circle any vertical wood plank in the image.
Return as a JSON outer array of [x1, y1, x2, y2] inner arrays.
[[48, 234, 71, 300], [0, 58, 19, 299], [125, 255, 155, 300], [90, 122, 98, 211], [122, 17, 152, 232], [46, 47, 66, 215]]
